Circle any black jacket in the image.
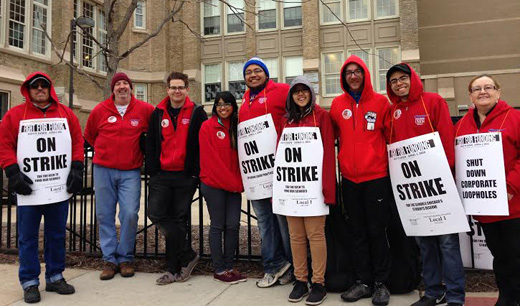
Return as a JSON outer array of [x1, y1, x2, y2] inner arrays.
[[146, 101, 208, 177]]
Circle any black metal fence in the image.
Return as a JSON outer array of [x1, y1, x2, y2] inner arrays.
[[0, 146, 261, 261]]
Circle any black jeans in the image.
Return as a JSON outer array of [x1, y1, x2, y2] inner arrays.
[[148, 171, 197, 274], [481, 218, 520, 302], [342, 176, 391, 285], [200, 182, 242, 273]]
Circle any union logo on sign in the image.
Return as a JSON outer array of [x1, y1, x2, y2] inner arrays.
[[414, 115, 426, 125], [181, 118, 190, 125], [130, 119, 140, 127]]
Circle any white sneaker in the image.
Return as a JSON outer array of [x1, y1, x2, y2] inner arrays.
[[274, 262, 292, 279], [278, 269, 295, 285], [256, 273, 276, 288]]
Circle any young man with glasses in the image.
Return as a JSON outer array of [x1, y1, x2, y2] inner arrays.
[[386, 63, 465, 306], [239, 56, 293, 288], [146, 71, 208, 285], [84, 72, 154, 281], [329, 55, 392, 306], [0, 72, 84, 303]]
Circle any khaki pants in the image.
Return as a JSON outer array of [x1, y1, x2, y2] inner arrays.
[[287, 216, 327, 284]]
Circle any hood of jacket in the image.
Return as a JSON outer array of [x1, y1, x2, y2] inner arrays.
[[386, 62, 424, 104], [20, 71, 60, 105], [286, 75, 316, 112], [340, 54, 374, 102], [467, 99, 512, 126]]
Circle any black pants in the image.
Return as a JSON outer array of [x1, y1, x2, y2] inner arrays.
[[342, 176, 391, 285], [481, 218, 520, 302], [200, 182, 242, 273], [148, 171, 197, 274]]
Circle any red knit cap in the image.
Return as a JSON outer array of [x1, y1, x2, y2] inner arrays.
[[111, 72, 133, 91]]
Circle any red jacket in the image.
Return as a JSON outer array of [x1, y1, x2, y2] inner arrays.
[[281, 105, 337, 205], [386, 63, 455, 169], [330, 55, 391, 183], [239, 80, 289, 134], [84, 95, 153, 170], [199, 116, 243, 193], [156, 96, 194, 171], [455, 100, 520, 223], [0, 71, 83, 169]]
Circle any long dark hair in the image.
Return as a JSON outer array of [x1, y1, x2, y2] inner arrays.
[[212, 91, 239, 150], [286, 84, 313, 123]]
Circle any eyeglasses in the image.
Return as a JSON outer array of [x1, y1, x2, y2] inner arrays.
[[293, 88, 310, 94], [470, 85, 497, 93], [345, 69, 363, 78], [29, 82, 50, 89], [389, 75, 410, 86], [168, 86, 186, 91], [216, 102, 232, 108], [244, 68, 264, 76]]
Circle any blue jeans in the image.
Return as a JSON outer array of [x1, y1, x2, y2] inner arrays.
[[18, 200, 69, 289], [94, 165, 141, 264], [252, 198, 292, 274], [416, 233, 465, 304]]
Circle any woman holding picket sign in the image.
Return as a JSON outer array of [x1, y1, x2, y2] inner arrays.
[[272, 76, 336, 305], [199, 91, 247, 284], [455, 75, 520, 306]]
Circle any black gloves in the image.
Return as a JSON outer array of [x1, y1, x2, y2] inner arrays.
[[5, 164, 33, 195], [67, 161, 84, 194]]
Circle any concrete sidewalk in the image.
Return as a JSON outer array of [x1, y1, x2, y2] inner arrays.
[[0, 264, 497, 306]]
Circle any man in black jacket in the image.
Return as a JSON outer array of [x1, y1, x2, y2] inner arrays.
[[146, 71, 208, 285]]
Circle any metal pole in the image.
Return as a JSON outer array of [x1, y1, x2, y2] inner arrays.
[[69, 19, 75, 109]]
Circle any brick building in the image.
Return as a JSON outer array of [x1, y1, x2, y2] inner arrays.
[[0, 0, 518, 126]]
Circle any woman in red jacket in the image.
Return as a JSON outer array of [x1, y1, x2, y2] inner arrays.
[[455, 74, 520, 305], [199, 91, 246, 284], [279, 76, 336, 306]]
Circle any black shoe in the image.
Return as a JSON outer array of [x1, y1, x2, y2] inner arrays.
[[341, 282, 373, 302], [45, 279, 75, 295], [24, 286, 41, 303], [447, 303, 464, 306], [306, 283, 327, 306], [411, 293, 446, 306], [496, 292, 519, 306], [372, 282, 390, 306], [288, 280, 309, 302]]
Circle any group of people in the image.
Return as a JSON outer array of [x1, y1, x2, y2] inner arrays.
[[0, 53, 518, 306]]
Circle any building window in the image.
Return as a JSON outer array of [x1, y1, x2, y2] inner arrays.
[[283, 0, 301, 28], [6, 0, 50, 56], [203, 0, 220, 36], [348, 0, 369, 21], [98, 9, 107, 72], [227, 61, 245, 100], [204, 63, 222, 103], [0, 91, 9, 121], [81, 1, 94, 68], [263, 58, 278, 83], [322, 52, 343, 96], [134, 0, 146, 29], [377, 47, 399, 92], [257, 0, 276, 30], [73, 1, 107, 73], [134, 83, 147, 102], [226, 0, 244, 34], [321, 0, 341, 24], [348, 49, 371, 70], [375, 0, 398, 19], [284, 56, 303, 85]]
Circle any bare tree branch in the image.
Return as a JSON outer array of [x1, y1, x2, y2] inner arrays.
[[177, 18, 206, 43], [120, 1, 186, 59], [114, 0, 138, 40]]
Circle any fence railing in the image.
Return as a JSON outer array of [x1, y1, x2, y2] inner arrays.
[[0, 146, 261, 261]]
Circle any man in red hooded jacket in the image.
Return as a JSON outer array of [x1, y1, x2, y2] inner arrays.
[[0, 72, 83, 303], [386, 63, 465, 306], [330, 55, 392, 306], [84, 73, 154, 281]]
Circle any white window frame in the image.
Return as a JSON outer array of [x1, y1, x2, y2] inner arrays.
[[347, 0, 371, 23], [224, 0, 245, 35], [202, 62, 223, 104], [98, 8, 107, 72], [320, 0, 342, 25], [74, 0, 107, 74], [134, 83, 148, 102], [262, 57, 279, 83], [133, 0, 146, 30], [4, 0, 52, 58], [321, 51, 344, 97], [282, 0, 302, 29], [283, 56, 303, 84], [374, 0, 399, 20], [201, 0, 221, 37], [375, 46, 401, 93], [347, 48, 372, 75], [256, 0, 278, 32], [225, 61, 246, 101], [0, 89, 10, 121]]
